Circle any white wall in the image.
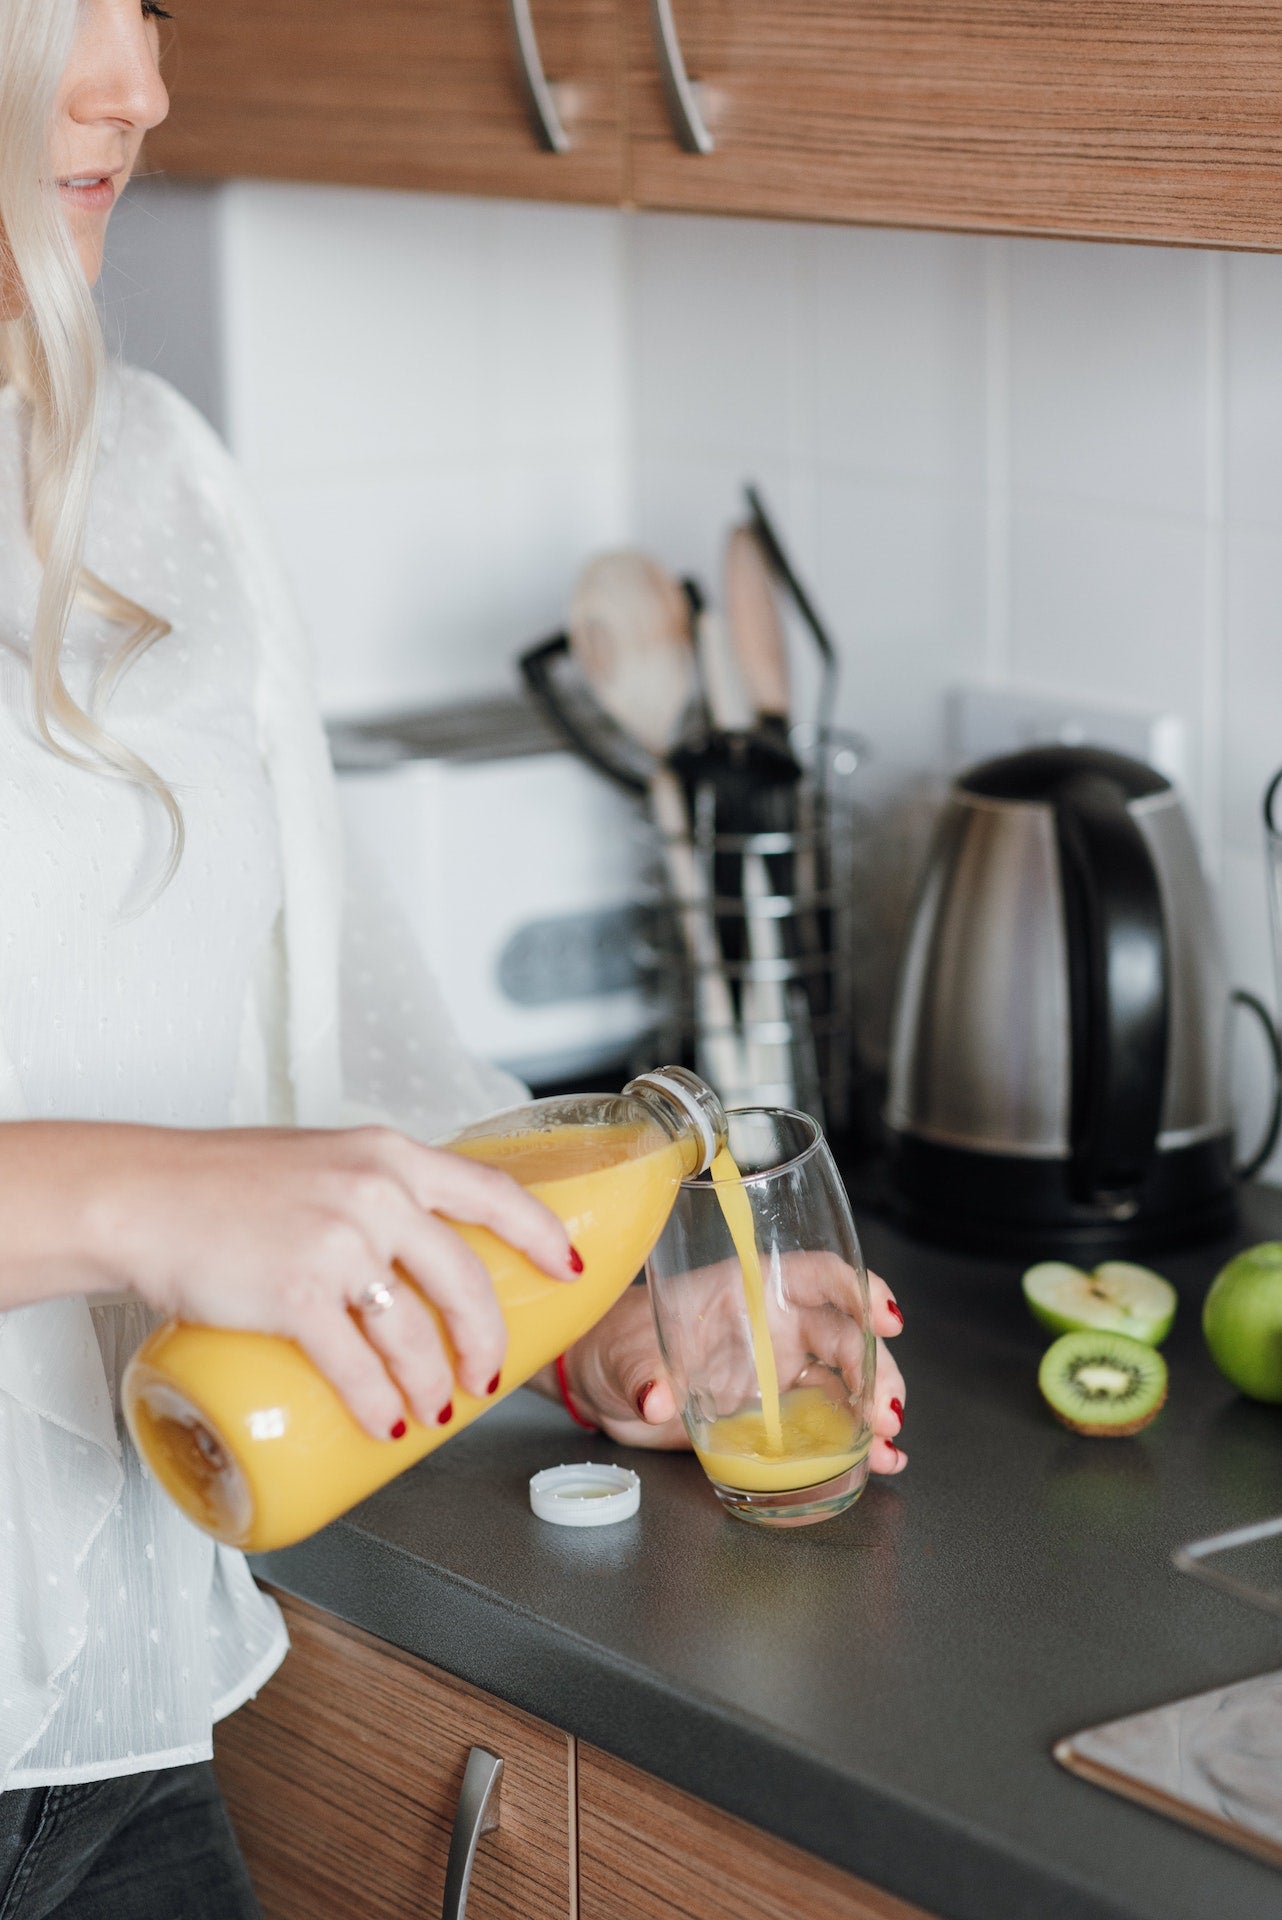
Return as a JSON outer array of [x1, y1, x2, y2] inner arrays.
[[108, 179, 631, 716], [104, 182, 1282, 1160]]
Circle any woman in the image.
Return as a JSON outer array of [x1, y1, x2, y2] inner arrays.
[[0, 3, 907, 1914]]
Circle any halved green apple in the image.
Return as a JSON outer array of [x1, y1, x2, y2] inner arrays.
[[1021, 1260, 1177, 1347]]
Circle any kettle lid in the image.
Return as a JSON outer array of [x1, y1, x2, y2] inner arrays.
[[960, 744, 1170, 803]]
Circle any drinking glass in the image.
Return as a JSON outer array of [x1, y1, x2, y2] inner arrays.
[[645, 1107, 875, 1527]]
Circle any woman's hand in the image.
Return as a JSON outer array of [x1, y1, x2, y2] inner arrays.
[[0, 1120, 577, 1441], [554, 1268, 908, 1473]]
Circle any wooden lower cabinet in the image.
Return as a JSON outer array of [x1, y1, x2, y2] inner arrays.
[[217, 1590, 937, 1920], [214, 1593, 573, 1919], [577, 1745, 935, 1920]]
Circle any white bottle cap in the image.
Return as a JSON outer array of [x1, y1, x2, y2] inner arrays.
[[627, 1068, 720, 1174], [529, 1462, 641, 1527]]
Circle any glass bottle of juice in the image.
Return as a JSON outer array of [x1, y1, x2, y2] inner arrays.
[[122, 1067, 726, 1554]]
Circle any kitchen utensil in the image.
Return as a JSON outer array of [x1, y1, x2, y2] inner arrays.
[[723, 522, 793, 745], [567, 552, 698, 759], [646, 728, 865, 1134], [736, 492, 840, 1026], [722, 519, 820, 931], [743, 483, 839, 762], [645, 1106, 875, 1527], [700, 579, 800, 1097], [535, 551, 744, 1096], [886, 744, 1282, 1254]]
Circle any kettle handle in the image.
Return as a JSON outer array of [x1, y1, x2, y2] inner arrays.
[[1230, 988, 1282, 1180], [1054, 773, 1169, 1209]]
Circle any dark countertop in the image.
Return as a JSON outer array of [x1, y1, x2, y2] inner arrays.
[[254, 1185, 1282, 1920]]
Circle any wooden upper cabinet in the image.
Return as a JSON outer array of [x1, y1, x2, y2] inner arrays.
[[147, 0, 626, 204], [623, 0, 1282, 247]]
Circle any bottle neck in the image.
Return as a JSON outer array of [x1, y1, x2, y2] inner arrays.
[[623, 1067, 728, 1178]]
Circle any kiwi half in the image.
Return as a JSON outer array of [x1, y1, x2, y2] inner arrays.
[[1038, 1330, 1168, 1437]]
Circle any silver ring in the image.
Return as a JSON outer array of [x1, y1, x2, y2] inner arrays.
[[357, 1278, 397, 1315]]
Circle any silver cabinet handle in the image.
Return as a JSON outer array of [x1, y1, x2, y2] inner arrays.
[[439, 1746, 504, 1919], [508, 0, 572, 153], [648, 0, 715, 154]]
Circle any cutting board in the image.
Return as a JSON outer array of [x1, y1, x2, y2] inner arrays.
[[1056, 1670, 1282, 1870]]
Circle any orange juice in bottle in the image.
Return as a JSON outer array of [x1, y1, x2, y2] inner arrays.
[[123, 1068, 726, 1552]]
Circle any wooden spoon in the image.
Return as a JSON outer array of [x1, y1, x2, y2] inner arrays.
[[567, 551, 746, 1098], [568, 552, 696, 760], [723, 523, 792, 742]]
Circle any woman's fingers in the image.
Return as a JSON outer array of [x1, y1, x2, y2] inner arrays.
[[324, 1132, 577, 1416], [353, 1272, 457, 1427], [638, 1376, 678, 1425], [381, 1135, 578, 1282], [295, 1309, 408, 1442], [870, 1433, 907, 1474], [558, 1291, 690, 1449], [869, 1333, 907, 1476], [872, 1334, 905, 1433], [788, 1301, 870, 1395], [385, 1208, 510, 1404], [869, 1270, 905, 1340]]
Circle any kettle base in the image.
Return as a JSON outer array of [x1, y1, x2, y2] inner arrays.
[[886, 1131, 1238, 1259]]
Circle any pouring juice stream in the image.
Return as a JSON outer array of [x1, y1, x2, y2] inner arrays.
[[709, 1144, 783, 1449], [699, 1145, 865, 1494]]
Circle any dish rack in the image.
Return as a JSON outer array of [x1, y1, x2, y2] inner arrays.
[[633, 730, 867, 1134]]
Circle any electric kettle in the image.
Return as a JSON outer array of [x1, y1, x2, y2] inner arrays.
[[885, 746, 1279, 1254]]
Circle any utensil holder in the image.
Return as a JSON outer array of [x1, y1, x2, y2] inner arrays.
[[633, 732, 866, 1132]]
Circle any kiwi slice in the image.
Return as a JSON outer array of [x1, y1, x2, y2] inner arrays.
[[1038, 1330, 1168, 1437], [1022, 1260, 1177, 1347]]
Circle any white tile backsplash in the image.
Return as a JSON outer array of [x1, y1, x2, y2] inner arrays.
[[815, 476, 987, 764], [262, 453, 627, 715], [197, 181, 630, 713], [1226, 251, 1282, 529], [1008, 502, 1207, 806], [221, 183, 489, 477], [628, 214, 804, 463], [106, 180, 1282, 1158], [810, 225, 987, 487], [1008, 239, 1211, 517], [1224, 525, 1282, 852]]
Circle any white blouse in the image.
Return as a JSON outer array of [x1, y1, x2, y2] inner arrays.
[[0, 367, 523, 1792]]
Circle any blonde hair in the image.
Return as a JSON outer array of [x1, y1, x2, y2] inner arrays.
[[0, 0, 182, 882]]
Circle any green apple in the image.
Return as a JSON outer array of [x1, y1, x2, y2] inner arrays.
[[1022, 1260, 1177, 1346], [1203, 1243, 1282, 1403]]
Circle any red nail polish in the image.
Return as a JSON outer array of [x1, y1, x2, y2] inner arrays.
[[885, 1437, 898, 1456], [486, 1372, 501, 1396], [890, 1397, 905, 1427], [887, 1299, 904, 1326], [568, 1246, 584, 1275], [635, 1380, 656, 1419], [436, 1402, 453, 1425], [390, 1419, 407, 1440]]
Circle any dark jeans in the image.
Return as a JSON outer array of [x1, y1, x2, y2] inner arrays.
[[0, 1764, 261, 1920]]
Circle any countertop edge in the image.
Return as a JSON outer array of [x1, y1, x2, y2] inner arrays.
[[251, 1532, 1139, 1920]]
